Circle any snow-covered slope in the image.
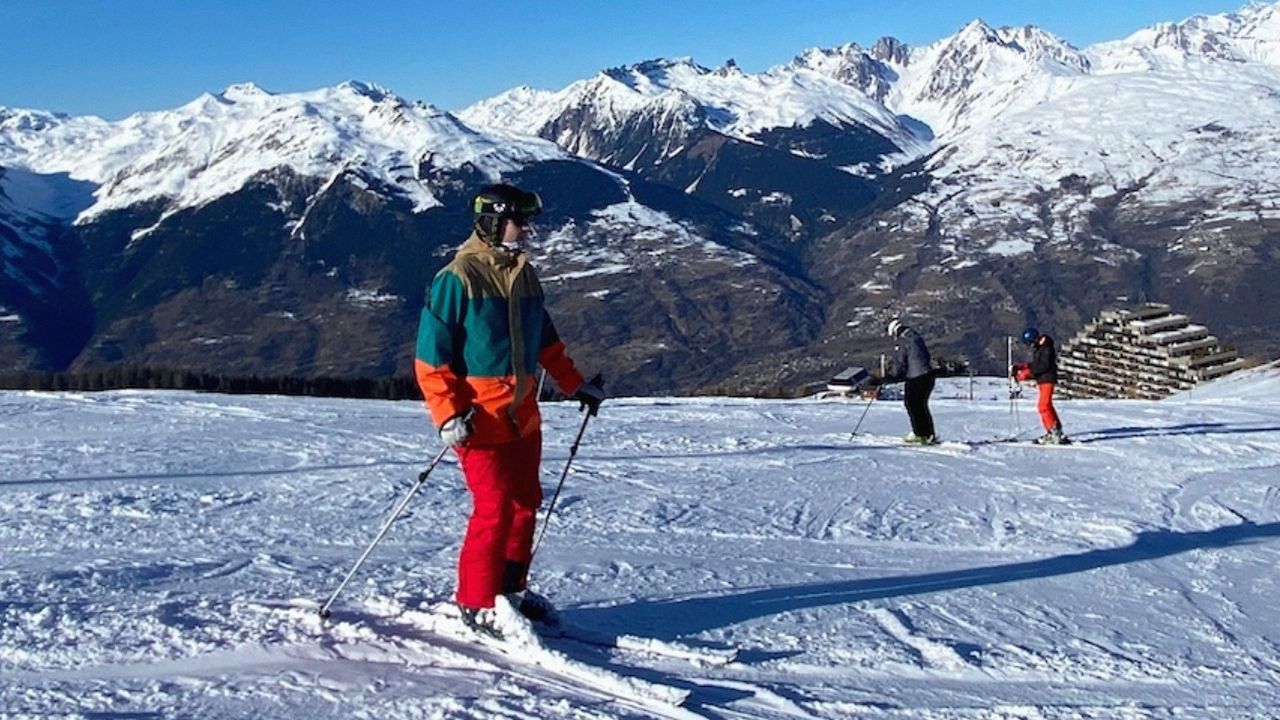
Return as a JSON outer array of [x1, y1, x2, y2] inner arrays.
[[0, 167, 93, 297], [1091, 1, 1280, 71], [3, 371, 1279, 717], [0, 82, 568, 222]]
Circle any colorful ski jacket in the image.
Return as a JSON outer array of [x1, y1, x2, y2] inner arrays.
[[415, 234, 585, 445]]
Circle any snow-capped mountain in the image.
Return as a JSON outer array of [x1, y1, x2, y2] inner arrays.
[[3, 1, 1280, 393], [0, 166, 95, 368], [447, 0, 1280, 385], [0, 81, 570, 223], [459, 57, 928, 165], [458, 57, 910, 254], [791, 21, 1091, 140], [788, 2, 1280, 376], [873, 0, 1280, 270], [0, 83, 820, 391], [1090, 1, 1280, 71]]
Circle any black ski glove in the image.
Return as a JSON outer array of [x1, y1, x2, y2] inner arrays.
[[573, 377, 606, 416]]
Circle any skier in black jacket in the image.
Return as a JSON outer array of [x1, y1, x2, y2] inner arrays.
[[886, 319, 937, 444], [1013, 327, 1068, 444]]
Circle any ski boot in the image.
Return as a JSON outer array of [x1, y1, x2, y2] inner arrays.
[[1033, 427, 1068, 445], [458, 604, 504, 640], [904, 433, 937, 445], [507, 589, 558, 625]]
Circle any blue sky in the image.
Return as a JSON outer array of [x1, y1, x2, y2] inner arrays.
[[0, 0, 1252, 119]]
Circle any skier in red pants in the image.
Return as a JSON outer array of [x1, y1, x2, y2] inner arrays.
[[1013, 327, 1068, 444], [415, 184, 605, 638]]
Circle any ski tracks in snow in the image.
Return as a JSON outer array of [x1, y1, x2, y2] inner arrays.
[[7, 387, 1280, 717]]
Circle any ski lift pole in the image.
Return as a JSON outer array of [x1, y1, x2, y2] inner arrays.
[[317, 443, 452, 620], [532, 373, 603, 560]]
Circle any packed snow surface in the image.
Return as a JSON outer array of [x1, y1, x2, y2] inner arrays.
[[3, 369, 1280, 718]]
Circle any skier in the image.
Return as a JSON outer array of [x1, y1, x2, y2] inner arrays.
[[415, 183, 606, 638], [1013, 327, 1068, 444], [885, 319, 937, 444]]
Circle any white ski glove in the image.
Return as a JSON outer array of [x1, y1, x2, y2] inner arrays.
[[439, 412, 474, 447]]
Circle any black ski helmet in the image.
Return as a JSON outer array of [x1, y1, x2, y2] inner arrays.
[[1020, 327, 1039, 345], [472, 183, 542, 243]]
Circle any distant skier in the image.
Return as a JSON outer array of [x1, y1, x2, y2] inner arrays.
[[415, 183, 605, 638], [1013, 327, 1068, 444], [885, 319, 937, 444]]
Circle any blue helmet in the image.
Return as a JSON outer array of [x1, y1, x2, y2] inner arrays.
[[1020, 327, 1039, 345]]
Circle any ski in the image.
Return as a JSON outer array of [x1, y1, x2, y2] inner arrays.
[[968, 436, 1077, 447], [540, 616, 739, 667], [848, 433, 972, 453], [244, 596, 692, 709], [397, 597, 693, 708]]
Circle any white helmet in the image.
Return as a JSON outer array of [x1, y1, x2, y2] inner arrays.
[[887, 319, 903, 337]]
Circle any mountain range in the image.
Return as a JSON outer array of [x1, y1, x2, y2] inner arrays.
[[2, 1, 1279, 395]]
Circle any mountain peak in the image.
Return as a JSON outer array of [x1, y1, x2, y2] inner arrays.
[[335, 80, 397, 102], [995, 25, 1091, 72], [1235, 0, 1280, 20], [0, 107, 70, 132], [789, 43, 898, 102], [1090, 0, 1280, 70], [602, 57, 711, 89], [712, 58, 744, 77], [219, 82, 272, 101], [872, 36, 912, 65], [953, 18, 1000, 44]]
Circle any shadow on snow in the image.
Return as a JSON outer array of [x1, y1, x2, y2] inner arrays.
[[1075, 422, 1280, 443], [572, 521, 1280, 639]]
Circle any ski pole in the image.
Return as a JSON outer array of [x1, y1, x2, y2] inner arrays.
[[1007, 336, 1022, 436], [317, 443, 451, 620], [849, 389, 876, 437], [531, 374, 603, 559]]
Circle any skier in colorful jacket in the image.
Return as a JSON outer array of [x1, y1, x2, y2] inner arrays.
[[415, 183, 605, 627], [1014, 328, 1068, 444]]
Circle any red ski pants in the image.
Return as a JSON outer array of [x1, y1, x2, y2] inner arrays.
[[454, 431, 543, 609], [1037, 382, 1061, 431]]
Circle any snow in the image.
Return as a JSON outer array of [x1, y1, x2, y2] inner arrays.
[[4, 369, 1280, 717], [3, 3, 1278, 268], [0, 167, 97, 295], [987, 238, 1036, 256], [851, 1, 1280, 259], [533, 201, 758, 283], [0, 82, 568, 223], [458, 58, 932, 162], [448, 2, 1280, 272], [345, 288, 402, 307]]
